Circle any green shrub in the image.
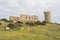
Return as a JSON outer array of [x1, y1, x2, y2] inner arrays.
[[7, 23, 16, 29], [16, 21, 23, 24], [34, 21, 46, 25], [15, 21, 23, 27], [53, 23, 60, 25], [41, 21, 46, 25], [26, 22, 37, 26], [0, 18, 10, 22], [0, 22, 2, 25], [34, 21, 42, 25], [15, 23, 23, 27]]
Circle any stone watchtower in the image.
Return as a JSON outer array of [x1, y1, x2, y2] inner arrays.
[[44, 11, 52, 23]]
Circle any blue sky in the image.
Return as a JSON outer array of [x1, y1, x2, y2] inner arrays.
[[0, 0, 60, 23]]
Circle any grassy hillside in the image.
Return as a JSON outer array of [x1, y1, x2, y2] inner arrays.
[[0, 22, 60, 40]]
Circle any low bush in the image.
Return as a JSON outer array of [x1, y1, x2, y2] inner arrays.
[[15, 21, 23, 27], [16, 21, 23, 24], [41, 21, 46, 25], [34, 21, 46, 25], [26, 21, 46, 26], [0, 18, 9, 22], [7, 23, 16, 29], [34, 21, 42, 25], [15, 23, 23, 27], [0, 22, 2, 25], [26, 22, 37, 26], [7, 23, 23, 31]]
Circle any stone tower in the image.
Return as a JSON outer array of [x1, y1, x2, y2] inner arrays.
[[44, 11, 52, 23]]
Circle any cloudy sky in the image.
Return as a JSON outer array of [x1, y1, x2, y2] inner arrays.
[[0, 0, 60, 23]]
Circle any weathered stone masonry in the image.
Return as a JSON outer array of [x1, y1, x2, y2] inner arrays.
[[10, 11, 52, 23], [10, 14, 38, 22], [44, 11, 52, 23]]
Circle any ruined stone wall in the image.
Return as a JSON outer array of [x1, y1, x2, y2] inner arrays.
[[19, 14, 38, 22], [10, 14, 38, 22], [10, 16, 19, 23]]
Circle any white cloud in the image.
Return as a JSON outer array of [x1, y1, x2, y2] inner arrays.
[[0, 0, 60, 23]]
